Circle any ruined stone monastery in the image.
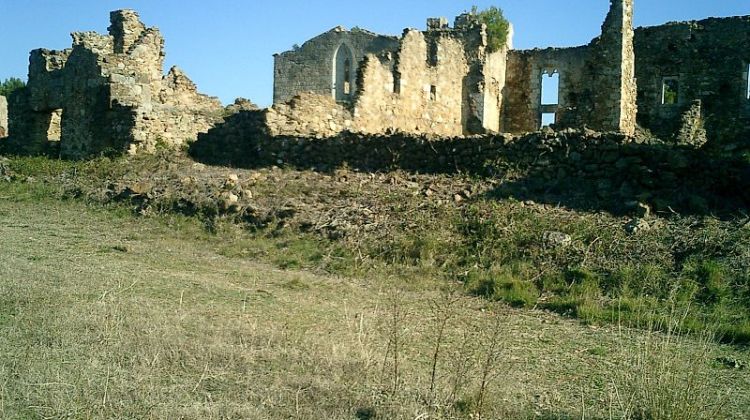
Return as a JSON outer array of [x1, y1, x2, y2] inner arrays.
[[0, 0, 749, 158]]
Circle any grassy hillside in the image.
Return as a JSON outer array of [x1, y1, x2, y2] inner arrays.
[[3, 153, 750, 345], [0, 154, 748, 418], [0, 180, 748, 419]]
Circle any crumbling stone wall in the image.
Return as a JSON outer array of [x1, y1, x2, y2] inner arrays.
[[266, 92, 353, 137], [354, 28, 472, 136], [273, 27, 399, 104], [586, 0, 637, 135], [503, 0, 636, 135], [634, 16, 750, 144], [0, 96, 7, 138], [191, 116, 750, 214], [7, 9, 223, 158], [504, 46, 589, 132], [271, 15, 509, 137]]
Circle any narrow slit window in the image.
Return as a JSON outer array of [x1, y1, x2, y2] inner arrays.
[[343, 59, 351, 95], [430, 85, 437, 101], [662, 77, 679, 105], [746, 63, 750, 100]]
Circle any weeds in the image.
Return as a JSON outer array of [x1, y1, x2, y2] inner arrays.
[[610, 300, 728, 420]]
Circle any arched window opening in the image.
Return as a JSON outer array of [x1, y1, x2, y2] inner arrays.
[[333, 44, 355, 102]]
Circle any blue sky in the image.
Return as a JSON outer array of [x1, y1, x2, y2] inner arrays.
[[0, 1, 747, 107]]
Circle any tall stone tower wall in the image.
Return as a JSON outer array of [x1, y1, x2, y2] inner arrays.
[[587, 0, 637, 135]]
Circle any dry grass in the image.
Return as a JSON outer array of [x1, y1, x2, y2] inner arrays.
[[0, 183, 748, 419]]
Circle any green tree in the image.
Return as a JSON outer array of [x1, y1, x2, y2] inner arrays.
[[0, 77, 26, 97], [472, 6, 510, 53]]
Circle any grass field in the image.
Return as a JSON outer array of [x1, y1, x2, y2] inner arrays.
[[0, 178, 748, 418]]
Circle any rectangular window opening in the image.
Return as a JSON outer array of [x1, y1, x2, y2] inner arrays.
[[47, 109, 63, 142], [430, 85, 437, 101], [541, 71, 560, 106], [662, 77, 679, 105], [541, 113, 556, 128]]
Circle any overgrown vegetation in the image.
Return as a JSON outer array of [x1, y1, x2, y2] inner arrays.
[[0, 77, 25, 97], [471, 6, 511, 53], [0, 184, 746, 418], [2, 153, 749, 348]]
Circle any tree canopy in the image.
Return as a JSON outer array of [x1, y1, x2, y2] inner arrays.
[[0, 77, 26, 97], [472, 6, 510, 53]]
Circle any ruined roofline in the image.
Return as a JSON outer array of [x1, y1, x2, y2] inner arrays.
[[274, 26, 398, 56], [635, 14, 750, 31], [274, 12, 490, 57]]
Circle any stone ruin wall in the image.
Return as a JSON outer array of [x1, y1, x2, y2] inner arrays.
[[0, 96, 7, 138], [273, 28, 400, 105], [269, 1, 637, 139], [265, 92, 353, 137], [354, 28, 472, 136], [7, 9, 223, 158], [586, 0, 637, 135], [504, 46, 589, 132], [267, 15, 508, 138], [634, 16, 750, 144], [503, 0, 636, 135]]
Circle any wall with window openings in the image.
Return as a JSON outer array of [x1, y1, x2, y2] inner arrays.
[[270, 14, 509, 137], [270, 1, 747, 144], [634, 16, 750, 143], [272, 27, 400, 105], [502, 0, 636, 135]]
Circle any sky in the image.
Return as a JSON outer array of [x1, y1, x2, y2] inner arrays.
[[0, 1, 748, 107]]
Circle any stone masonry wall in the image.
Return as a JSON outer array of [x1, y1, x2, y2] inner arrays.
[[7, 9, 223, 158], [273, 27, 399, 104], [502, 0, 636, 135], [271, 15, 509, 137], [504, 46, 589, 132], [191, 114, 750, 215], [0, 96, 7, 138], [265, 92, 353, 137], [584, 0, 637, 135], [634, 16, 750, 144], [354, 29, 471, 136]]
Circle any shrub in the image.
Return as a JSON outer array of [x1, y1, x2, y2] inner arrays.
[[471, 6, 511, 53]]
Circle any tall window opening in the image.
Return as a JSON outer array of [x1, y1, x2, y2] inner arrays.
[[662, 77, 679, 105], [47, 109, 63, 141], [343, 59, 351, 95], [333, 44, 355, 102], [541, 71, 560, 106], [430, 85, 437, 101], [746, 63, 750, 100], [541, 70, 559, 128]]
